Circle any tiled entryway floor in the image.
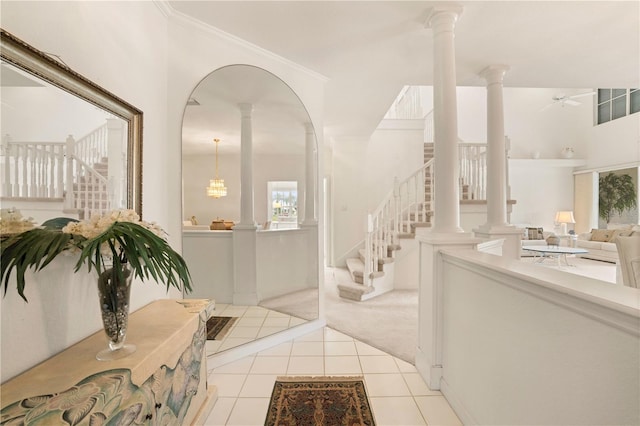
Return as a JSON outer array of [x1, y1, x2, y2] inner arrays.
[[205, 304, 307, 355], [205, 327, 462, 425]]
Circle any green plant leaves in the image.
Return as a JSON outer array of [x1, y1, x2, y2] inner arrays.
[[1, 228, 75, 301], [598, 173, 637, 223], [1, 220, 192, 302]]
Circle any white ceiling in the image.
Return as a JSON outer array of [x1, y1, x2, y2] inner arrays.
[[171, 0, 639, 153]]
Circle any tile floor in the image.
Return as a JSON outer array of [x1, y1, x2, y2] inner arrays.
[[204, 326, 462, 426], [206, 304, 307, 355]]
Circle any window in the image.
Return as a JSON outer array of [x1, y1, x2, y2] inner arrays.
[[597, 88, 639, 124], [630, 89, 640, 115], [267, 181, 298, 229]]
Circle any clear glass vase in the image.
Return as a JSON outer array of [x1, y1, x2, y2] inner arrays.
[[96, 263, 136, 361]]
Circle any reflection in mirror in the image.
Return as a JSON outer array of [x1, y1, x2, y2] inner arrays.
[[0, 29, 143, 221], [181, 65, 319, 355]]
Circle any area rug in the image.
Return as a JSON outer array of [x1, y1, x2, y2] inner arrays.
[[265, 376, 376, 426], [206, 316, 237, 340]]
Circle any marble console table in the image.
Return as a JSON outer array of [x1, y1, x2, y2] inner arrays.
[[1, 299, 217, 425]]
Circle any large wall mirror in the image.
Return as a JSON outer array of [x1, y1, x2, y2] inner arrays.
[[182, 64, 319, 354], [0, 29, 142, 222]]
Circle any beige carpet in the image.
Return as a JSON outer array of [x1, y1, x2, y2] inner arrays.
[[324, 267, 418, 364], [259, 268, 418, 364], [260, 288, 319, 321]]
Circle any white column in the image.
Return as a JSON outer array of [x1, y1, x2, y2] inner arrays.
[[473, 65, 522, 260], [302, 122, 317, 225], [481, 65, 509, 228], [233, 103, 258, 305], [426, 6, 463, 234], [237, 103, 256, 228]]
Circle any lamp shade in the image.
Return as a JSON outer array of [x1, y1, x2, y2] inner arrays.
[[555, 211, 575, 224]]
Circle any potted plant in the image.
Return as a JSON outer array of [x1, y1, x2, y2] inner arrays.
[[1, 209, 193, 360], [598, 172, 638, 224]]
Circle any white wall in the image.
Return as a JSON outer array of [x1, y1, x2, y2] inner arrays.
[[330, 137, 370, 264], [1, 83, 108, 143], [183, 152, 242, 225], [435, 250, 639, 425], [508, 160, 578, 230], [365, 126, 425, 211], [586, 112, 640, 170], [0, 1, 176, 382], [257, 229, 317, 300], [502, 88, 592, 159], [182, 231, 235, 302], [182, 152, 305, 227]]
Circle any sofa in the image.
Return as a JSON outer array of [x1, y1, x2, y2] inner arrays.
[[520, 227, 559, 258], [520, 224, 640, 264], [575, 225, 640, 263]]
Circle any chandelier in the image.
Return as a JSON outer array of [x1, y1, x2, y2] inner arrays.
[[206, 138, 227, 198]]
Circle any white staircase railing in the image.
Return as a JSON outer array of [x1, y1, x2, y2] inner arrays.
[[1, 123, 113, 218], [75, 124, 108, 171], [69, 157, 110, 219], [384, 86, 425, 120], [363, 160, 434, 286], [459, 143, 487, 200], [424, 109, 434, 143], [360, 139, 511, 287], [1, 138, 66, 198]]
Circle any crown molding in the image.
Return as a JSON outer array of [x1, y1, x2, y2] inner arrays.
[[152, 0, 172, 18], [154, 0, 329, 83]]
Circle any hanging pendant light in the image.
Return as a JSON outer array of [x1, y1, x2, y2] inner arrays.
[[206, 138, 227, 198]]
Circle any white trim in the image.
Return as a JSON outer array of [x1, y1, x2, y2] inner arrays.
[[206, 318, 326, 369], [573, 161, 640, 175], [440, 378, 476, 426], [152, 0, 171, 18], [441, 250, 640, 336], [508, 158, 587, 168]]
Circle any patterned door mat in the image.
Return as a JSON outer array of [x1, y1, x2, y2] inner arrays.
[[206, 316, 237, 340], [265, 376, 376, 425]]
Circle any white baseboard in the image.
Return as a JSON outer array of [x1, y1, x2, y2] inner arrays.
[[440, 378, 477, 425], [414, 347, 442, 390]]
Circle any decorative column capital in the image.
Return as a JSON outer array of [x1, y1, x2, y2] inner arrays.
[[425, 4, 463, 31], [238, 103, 253, 116], [480, 65, 510, 86]]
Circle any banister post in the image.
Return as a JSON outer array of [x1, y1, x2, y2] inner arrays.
[[393, 177, 400, 243], [64, 135, 75, 210], [2, 134, 11, 197], [364, 214, 373, 286]]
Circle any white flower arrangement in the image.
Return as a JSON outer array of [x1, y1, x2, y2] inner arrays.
[[0, 208, 36, 236], [1, 209, 192, 301]]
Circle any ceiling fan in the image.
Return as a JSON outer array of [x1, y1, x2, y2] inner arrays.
[[541, 91, 596, 111]]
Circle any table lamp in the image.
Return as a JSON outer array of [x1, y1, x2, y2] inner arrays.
[[555, 211, 575, 235]]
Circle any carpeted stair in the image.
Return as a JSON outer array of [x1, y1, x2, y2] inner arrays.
[[337, 143, 436, 301], [338, 247, 399, 301]]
